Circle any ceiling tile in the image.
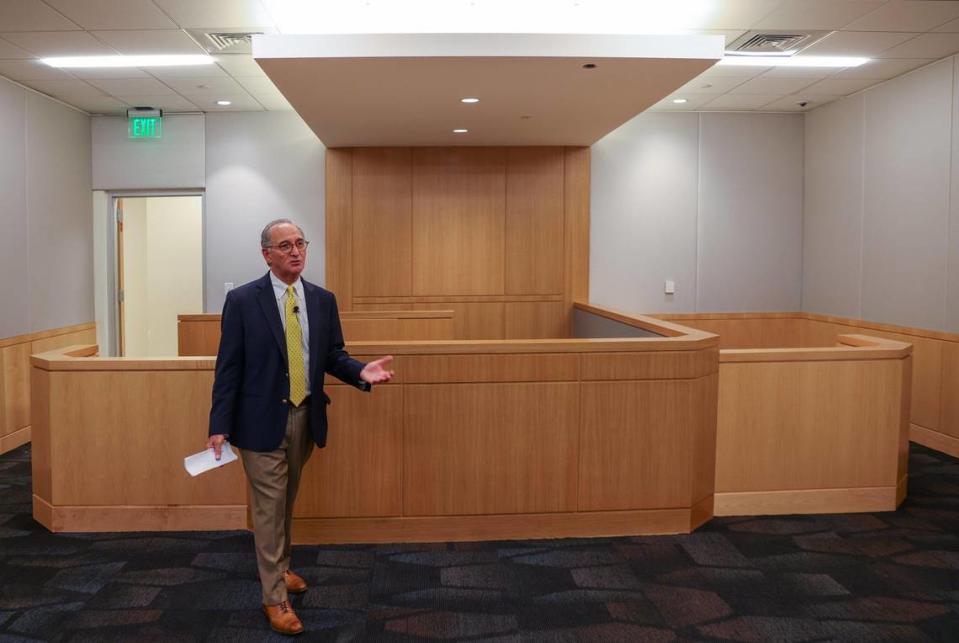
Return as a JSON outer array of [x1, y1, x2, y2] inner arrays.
[[875, 32, 959, 59], [213, 54, 266, 77], [830, 58, 933, 79], [70, 95, 129, 114], [252, 91, 294, 111], [69, 65, 152, 79], [91, 29, 206, 55], [650, 94, 717, 111], [22, 78, 109, 99], [799, 77, 879, 95], [86, 77, 176, 96], [934, 17, 959, 32], [698, 0, 784, 30], [147, 63, 229, 79], [701, 93, 783, 110], [44, 0, 177, 30], [730, 76, 819, 95], [800, 30, 917, 57], [676, 74, 747, 94], [233, 77, 278, 94], [151, 0, 274, 29], [1, 31, 117, 57], [760, 66, 836, 79], [162, 76, 244, 95], [697, 64, 771, 80], [0, 0, 80, 31], [114, 94, 199, 111], [845, 0, 959, 32], [182, 93, 263, 111], [754, 0, 886, 30], [0, 59, 73, 81], [0, 37, 35, 59], [763, 95, 840, 111], [697, 29, 748, 48]]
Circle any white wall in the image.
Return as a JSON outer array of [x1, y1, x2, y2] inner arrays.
[[0, 77, 92, 338], [205, 111, 325, 313], [804, 58, 959, 332], [590, 111, 804, 315]]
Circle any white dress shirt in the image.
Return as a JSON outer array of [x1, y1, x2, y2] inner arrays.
[[270, 271, 311, 395]]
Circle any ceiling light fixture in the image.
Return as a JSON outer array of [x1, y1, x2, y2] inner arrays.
[[672, 98, 688, 104], [216, 100, 232, 106], [461, 97, 480, 103], [42, 54, 215, 68], [453, 128, 468, 133], [718, 55, 868, 68]]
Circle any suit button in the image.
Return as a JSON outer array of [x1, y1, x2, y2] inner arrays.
[[281, 398, 288, 404], [285, 373, 289, 378]]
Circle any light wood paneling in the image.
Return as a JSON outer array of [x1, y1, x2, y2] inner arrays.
[[505, 147, 565, 295], [33, 495, 247, 532], [404, 383, 579, 516], [911, 424, 959, 459], [504, 301, 567, 339], [564, 147, 590, 331], [0, 426, 30, 454], [715, 486, 899, 516], [401, 353, 579, 384], [940, 341, 959, 440], [412, 147, 506, 296], [581, 349, 718, 381], [692, 373, 719, 505], [579, 380, 697, 511], [325, 148, 353, 310], [416, 302, 505, 340], [352, 148, 412, 297], [296, 385, 403, 518], [178, 318, 222, 356], [31, 363, 53, 502]]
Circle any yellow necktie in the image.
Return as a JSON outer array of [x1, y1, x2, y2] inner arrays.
[[285, 286, 306, 406]]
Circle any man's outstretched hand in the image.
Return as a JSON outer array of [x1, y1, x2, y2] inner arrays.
[[206, 434, 226, 460], [360, 355, 395, 384]]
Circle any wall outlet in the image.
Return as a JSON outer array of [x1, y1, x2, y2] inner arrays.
[[224, 282, 234, 295], [664, 280, 676, 295]]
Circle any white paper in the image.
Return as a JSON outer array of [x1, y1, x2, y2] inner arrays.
[[184, 442, 238, 477]]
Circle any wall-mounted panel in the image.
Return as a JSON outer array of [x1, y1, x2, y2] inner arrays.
[[0, 79, 28, 339]]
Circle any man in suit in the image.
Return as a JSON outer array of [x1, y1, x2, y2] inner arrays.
[[207, 219, 393, 635]]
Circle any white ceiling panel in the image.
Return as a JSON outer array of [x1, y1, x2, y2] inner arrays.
[[676, 74, 748, 94], [934, 17, 959, 33], [0, 0, 80, 31], [148, 63, 229, 79], [233, 76, 279, 94], [799, 77, 879, 95], [68, 66, 152, 79], [845, 0, 959, 32], [44, 0, 178, 30], [649, 94, 717, 111], [0, 37, 35, 59], [86, 77, 176, 96], [91, 30, 206, 55], [698, 30, 748, 47], [801, 30, 917, 57], [754, 0, 886, 31], [23, 78, 109, 99], [214, 54, 267, 77], [729, 76, 819, 95], [875, 32, 959, 59], [762, 95, 839, 111], [698, 0, 784, 30], [0, 59, 73, 81], [70, 95, 129, 114], [161, 76, 245, 95], [696, 64, 770, 80], [251, 90, 294, 110], [1, 31, 117, 57], [116, 94, 199, 111], [830, 58, 933, 79], [701, 93, 783, 110], [760, 66, 836, 79], [183, 93, 263, 111], [152, 0, 275, 29]]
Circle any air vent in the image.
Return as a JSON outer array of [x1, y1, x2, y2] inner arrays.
[[186, 30, 262, 54], [727, 31, 831, 56]]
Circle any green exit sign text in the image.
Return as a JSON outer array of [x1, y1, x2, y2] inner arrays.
[[129, 116, 162, 139]]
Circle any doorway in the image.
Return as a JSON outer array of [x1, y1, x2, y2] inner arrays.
[[115, 195, 204, 357]]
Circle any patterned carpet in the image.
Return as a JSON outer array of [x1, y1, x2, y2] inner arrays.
[[1, 443, 958, 642]]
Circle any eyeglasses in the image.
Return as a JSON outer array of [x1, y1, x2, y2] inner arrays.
[[267, 239, 310, 254]]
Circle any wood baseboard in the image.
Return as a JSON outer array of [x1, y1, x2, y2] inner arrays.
[[896, 474, 908, 507], [292, 508, 697, 544], [714, 486, 898, 516], [690, 495, 714, 530], [910, 424, 959, 459], [32, 495, 247, 532], [0, 426, 30, 455]]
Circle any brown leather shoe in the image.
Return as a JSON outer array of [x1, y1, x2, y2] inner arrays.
[[262, 600, 304, 636], [283, 569, 308, 594]]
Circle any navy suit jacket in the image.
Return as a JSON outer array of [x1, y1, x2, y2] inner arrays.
[[208, 272, 369, 451]]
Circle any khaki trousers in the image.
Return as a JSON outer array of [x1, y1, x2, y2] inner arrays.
[[240, 404, 313, 605]]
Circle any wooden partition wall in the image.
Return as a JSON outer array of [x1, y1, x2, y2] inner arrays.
[[656, 312, 959, 460], [325, 147, 590, 340], [0, 323, 96, 455]]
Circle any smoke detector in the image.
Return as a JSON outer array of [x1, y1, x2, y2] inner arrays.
[[726, 31, 831, 57]]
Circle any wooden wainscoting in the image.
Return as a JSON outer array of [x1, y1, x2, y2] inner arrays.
[[0, 323, 96, 454]]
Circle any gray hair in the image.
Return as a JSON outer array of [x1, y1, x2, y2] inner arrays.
[[260, 219, 305, 248]]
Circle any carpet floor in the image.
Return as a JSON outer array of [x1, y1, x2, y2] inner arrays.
[[1, 442, 958, 642]]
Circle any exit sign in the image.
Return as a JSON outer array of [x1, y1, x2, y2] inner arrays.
[[128, 114, 162, 139]]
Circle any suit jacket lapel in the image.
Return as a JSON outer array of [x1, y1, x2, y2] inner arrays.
[[303, 280, 322, 383], [255, 273, 287, 361]]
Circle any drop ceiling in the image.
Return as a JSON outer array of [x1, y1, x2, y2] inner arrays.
[[0, 1, 958, 117]]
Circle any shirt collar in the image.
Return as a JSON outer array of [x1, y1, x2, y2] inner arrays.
[[269, 271, 303, 301]]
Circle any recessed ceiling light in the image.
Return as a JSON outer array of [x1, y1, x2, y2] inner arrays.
[[453, 128, 468, 133], [461, 97, 480, 103], [672, 98, 688, 104], [42, 54, 215, 68], [216, 100, 232, 106], [718, 55, 869, 68], [583, 63, 597, 69]]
